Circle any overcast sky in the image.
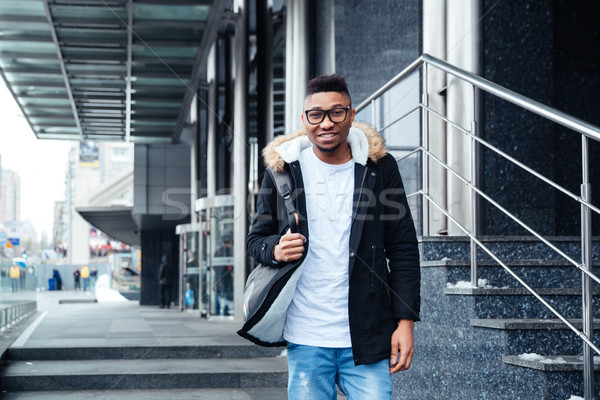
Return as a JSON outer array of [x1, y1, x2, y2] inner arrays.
[[0, 81, 71, 241]]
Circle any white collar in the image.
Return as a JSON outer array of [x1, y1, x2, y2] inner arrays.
[[273, 126, 369, 166]]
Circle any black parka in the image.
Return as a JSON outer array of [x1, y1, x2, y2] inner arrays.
[[247, 122, 420, 366]]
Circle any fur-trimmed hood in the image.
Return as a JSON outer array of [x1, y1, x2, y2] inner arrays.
[[262, 121, 387, 172]]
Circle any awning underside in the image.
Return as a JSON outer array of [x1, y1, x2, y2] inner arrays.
[[0, 0, 213, 143], [76, 206, 140, 247]]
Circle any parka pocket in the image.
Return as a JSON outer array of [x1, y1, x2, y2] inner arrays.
[[381, 284, 392, 310]]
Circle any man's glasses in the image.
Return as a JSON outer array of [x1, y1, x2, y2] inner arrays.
[[304, 106, 351, 125]]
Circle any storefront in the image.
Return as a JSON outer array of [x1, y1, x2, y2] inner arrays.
[[176, 194, 235, 319]]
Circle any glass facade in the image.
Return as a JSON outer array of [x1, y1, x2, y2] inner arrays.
[[208, 202, 234, 317], [180, 195, 234, 319]]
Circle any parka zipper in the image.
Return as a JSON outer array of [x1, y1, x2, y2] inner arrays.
[[350, 166, 369, 230], [349, 166, 369, 281]]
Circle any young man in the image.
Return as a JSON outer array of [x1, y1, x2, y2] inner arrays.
[[247, 75, 420, 399]]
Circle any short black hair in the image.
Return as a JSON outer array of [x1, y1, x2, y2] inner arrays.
[[306, 74, 351, 102]]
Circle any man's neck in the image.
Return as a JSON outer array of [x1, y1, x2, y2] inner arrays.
[[313, 143, 352, 165]]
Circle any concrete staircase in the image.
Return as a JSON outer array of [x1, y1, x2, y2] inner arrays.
[[1, 342, 288, 399], [392, 236, 600, 400], [0, 298, 292, 400]]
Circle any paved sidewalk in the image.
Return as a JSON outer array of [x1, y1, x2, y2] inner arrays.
[[12, 290, 268, 352]]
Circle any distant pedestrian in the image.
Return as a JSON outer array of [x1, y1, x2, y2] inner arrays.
[[81, 265, 90, 291], [90, 266, 98, 291], [73, 268, 81, 290], [53, 269, 63, 290], [10, 264, 20, 292], [213, 234, 233, 316], [158, 254, 171, 309]]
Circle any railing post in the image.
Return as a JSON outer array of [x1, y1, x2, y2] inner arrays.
[[422, 62, 430, 236], [371, 99, 377, 132], [581, 135, 594, 400], [470, 120, 478, 287]]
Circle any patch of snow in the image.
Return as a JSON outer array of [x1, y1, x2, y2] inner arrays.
[[519, 353, 568, 365], [566, 396, 584, 400], [446, 278, 498, 289], [540, 356, 567, 364], [95, 274, 129, 303], [518, 353, 545, 362]]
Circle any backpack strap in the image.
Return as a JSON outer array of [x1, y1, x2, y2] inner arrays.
[[266, 167, 298, 234]]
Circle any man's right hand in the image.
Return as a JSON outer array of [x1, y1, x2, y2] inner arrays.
[[273, 229, 306, 263]]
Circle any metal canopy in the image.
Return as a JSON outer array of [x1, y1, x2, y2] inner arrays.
[[76, 206, 140, 246], [0, 0, 219, 143]]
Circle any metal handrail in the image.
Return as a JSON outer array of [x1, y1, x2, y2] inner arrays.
[[422, 104, 600, 216], [419, 146, 600, 285], [357, 54, 600, 143], [370, 54, 600, 400]]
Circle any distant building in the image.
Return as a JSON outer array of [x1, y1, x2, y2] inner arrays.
[[62, 142, 134, 264], [0, 169, 21, 225], [52, 201, 65, 252]]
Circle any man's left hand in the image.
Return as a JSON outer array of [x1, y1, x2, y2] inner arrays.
[[389, 319, 414, 373]]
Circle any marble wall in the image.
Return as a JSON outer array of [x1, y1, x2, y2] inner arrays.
[[332, 0, 421, 105], [482, 0, 600, 235]]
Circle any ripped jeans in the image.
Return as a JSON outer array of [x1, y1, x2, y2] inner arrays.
[[287, 342, 392, 400]]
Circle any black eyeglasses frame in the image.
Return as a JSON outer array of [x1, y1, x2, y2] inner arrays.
[[303, 106, 351, 125]]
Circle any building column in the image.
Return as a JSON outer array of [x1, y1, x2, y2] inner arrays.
[[256, 0, 273, 158], [446, 0, 482, 235], [232, 0, 248, 322], [285, 0, 309, 132], [189, 96, 199, 225], [206, 44, 217, 199], [423, 0, 447, 236], [313, 0, 335, 76]]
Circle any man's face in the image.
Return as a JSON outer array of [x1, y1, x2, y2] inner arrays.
[[302, 91, 355, 155]]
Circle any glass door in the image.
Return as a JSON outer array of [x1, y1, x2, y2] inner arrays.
[[208, 195, 235, 318]]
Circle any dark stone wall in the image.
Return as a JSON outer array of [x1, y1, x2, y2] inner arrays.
[[482, 0, 600, 235], [332, 0, 421, 105], [482, 0, 556, 236], [140, 229, 179, 306], [551, 0, 600, 236]]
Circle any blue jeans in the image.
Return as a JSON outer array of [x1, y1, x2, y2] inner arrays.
[[287, 343, 392, 400]]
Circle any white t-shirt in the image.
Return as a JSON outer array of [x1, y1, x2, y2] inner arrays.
[[283, 147, 355, 347]]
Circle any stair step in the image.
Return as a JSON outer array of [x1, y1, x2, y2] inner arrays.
[[471, 318, 600, 330], [502, 354, 600, 372], [2, 387, 287, 400], [58, 299, 98, 304], [1, 358, 288, 391], [470, 318, 600, 355], [445, 287, 599, 295], [420, 235, 600, 262], [442, 287, 600, 319], [7, 344, 284, 361], [0, 389, 348, 400], [0, 388, 290, 400], [424, 259, 600, 288]]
